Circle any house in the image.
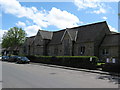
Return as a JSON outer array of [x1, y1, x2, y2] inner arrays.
[[20, 21, 120, 61], [21, 30, 53, 56], [0, 43, 1, 55], [48, 29, 65, 56], [21, 36, 35, 55], [31, 30, 53, 56], [48, 21, 111, 57], [73, 21, 110, 57], [99, 33, 120, 63]]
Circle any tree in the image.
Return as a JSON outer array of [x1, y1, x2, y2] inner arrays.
[[2, 27, 26, 48]]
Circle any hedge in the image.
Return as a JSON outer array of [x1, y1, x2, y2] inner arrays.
[[102, 63, 120, 73], [26, 55, 98, 69]]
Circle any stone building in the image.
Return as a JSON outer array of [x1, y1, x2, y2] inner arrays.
[[22, 30, 52, 56], [21, 21, 120, 62], [0, 43, 1, 55], [99, 33, 120, 62]]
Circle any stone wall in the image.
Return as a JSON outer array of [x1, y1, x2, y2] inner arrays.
[[48, 44, 63, 56], [61, 31, 73, 56], [99, 46, 119, 62], [0, 44, 1, 55], [74, 42, 94, 56]]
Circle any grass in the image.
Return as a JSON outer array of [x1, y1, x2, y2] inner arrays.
[[97, 63, 105, 66]]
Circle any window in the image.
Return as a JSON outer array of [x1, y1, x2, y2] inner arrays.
[[23, 46, 26, 53], [64, 39, 70, 55], [78, 46, 85, 55], [54, 46, 58, 55], [102, 49, 109, 55], [60, 50, 62, 52], [81, 46, 85, 55]]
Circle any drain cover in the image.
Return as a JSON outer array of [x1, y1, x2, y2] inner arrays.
[[50, 73, 56, 75]]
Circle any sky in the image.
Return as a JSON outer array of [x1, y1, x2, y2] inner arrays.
[[0, 0, 119, 43]]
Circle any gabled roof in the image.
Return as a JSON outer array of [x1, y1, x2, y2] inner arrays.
[[76, 21, 110, 43], [49, 30, 65, 45], [26, 36, 35, 45], [110, 31, 118, 34], [49, 21, 110, 45], [38, 30, 53, 40], [61, 28, 78, 41], [26, 21, 111, 45], [101, 33, 120, 46], [67, 29, 78, 41]]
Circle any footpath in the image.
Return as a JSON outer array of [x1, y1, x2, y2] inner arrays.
[[30, 62, 120, 77]]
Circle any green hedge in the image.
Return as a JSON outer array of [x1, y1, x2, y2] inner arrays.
[[27, 55, 98, 69], [102, 63, 120, 73]]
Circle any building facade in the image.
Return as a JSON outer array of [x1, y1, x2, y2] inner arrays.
[[20, 21, 120, 62], [0, 43, 1, 55]]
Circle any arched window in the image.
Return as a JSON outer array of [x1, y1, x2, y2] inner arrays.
[[102, 48, 109, 55], [54, 46, 58, 55], [78, 46, 85, 55]]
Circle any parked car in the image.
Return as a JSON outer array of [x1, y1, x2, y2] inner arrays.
[[8, 56, 20, 62], [16, 57, 30, 64], [2, 56, 10, 61], [0, 56, 1, 60]]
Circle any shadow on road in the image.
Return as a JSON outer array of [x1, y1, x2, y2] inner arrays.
[[97, 75, 120, 85]]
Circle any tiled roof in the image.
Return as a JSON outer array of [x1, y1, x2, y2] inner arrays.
[[26, 36, 35, 45], [76, 21, 110, 43], [101, 33, 120, 46], [49, 29, 65, 45], [67, 28, 78, 41], [26, 21, 111, 45], [38, 30, 53, 39]]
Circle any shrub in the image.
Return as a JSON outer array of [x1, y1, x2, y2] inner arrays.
[[102, 63, 120, 73], [26, 55, 98, 69]]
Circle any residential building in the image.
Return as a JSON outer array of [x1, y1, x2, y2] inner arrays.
[[19, 21, 120, 62]]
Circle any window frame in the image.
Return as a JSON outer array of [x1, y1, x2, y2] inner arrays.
[[102, 48, 109, 55]]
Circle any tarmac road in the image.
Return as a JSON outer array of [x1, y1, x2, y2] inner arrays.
[[0, 60, 2, 89], [1, 61, 119, 88]]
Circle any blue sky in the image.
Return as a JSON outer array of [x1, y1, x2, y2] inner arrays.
[[0, 0, 119, 40]]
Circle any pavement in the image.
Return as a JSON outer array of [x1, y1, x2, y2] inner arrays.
[[0, 60, 2, 90], [2, 61, 119, 88], [30, 62, 119, 77]]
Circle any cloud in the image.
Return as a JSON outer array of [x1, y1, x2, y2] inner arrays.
[[0, 30, 8, 43], [0, 0, 49, 28], [16, 21, 26, 28], [24, 25, 41, 37], [108, 25, 117, 32], [92, 8, 106, 14], [16, 21, 40, 36], [102, 16, 107, 20], [1, 0, 81, 31], [74, 0, 99, 9], [74, 0, 107, 14], [45, 7, 81, 29], [93, 0, 119, 2]]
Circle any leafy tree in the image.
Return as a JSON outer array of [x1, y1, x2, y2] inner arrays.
[[2, 27, 26, 48]]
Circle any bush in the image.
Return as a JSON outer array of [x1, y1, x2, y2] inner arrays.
[[102, 63, 120, 73], [26, 55, 98, 69]]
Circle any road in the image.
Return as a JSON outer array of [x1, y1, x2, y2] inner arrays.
[[0, 61, 2, 89], [1, 61, 119, 88]]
